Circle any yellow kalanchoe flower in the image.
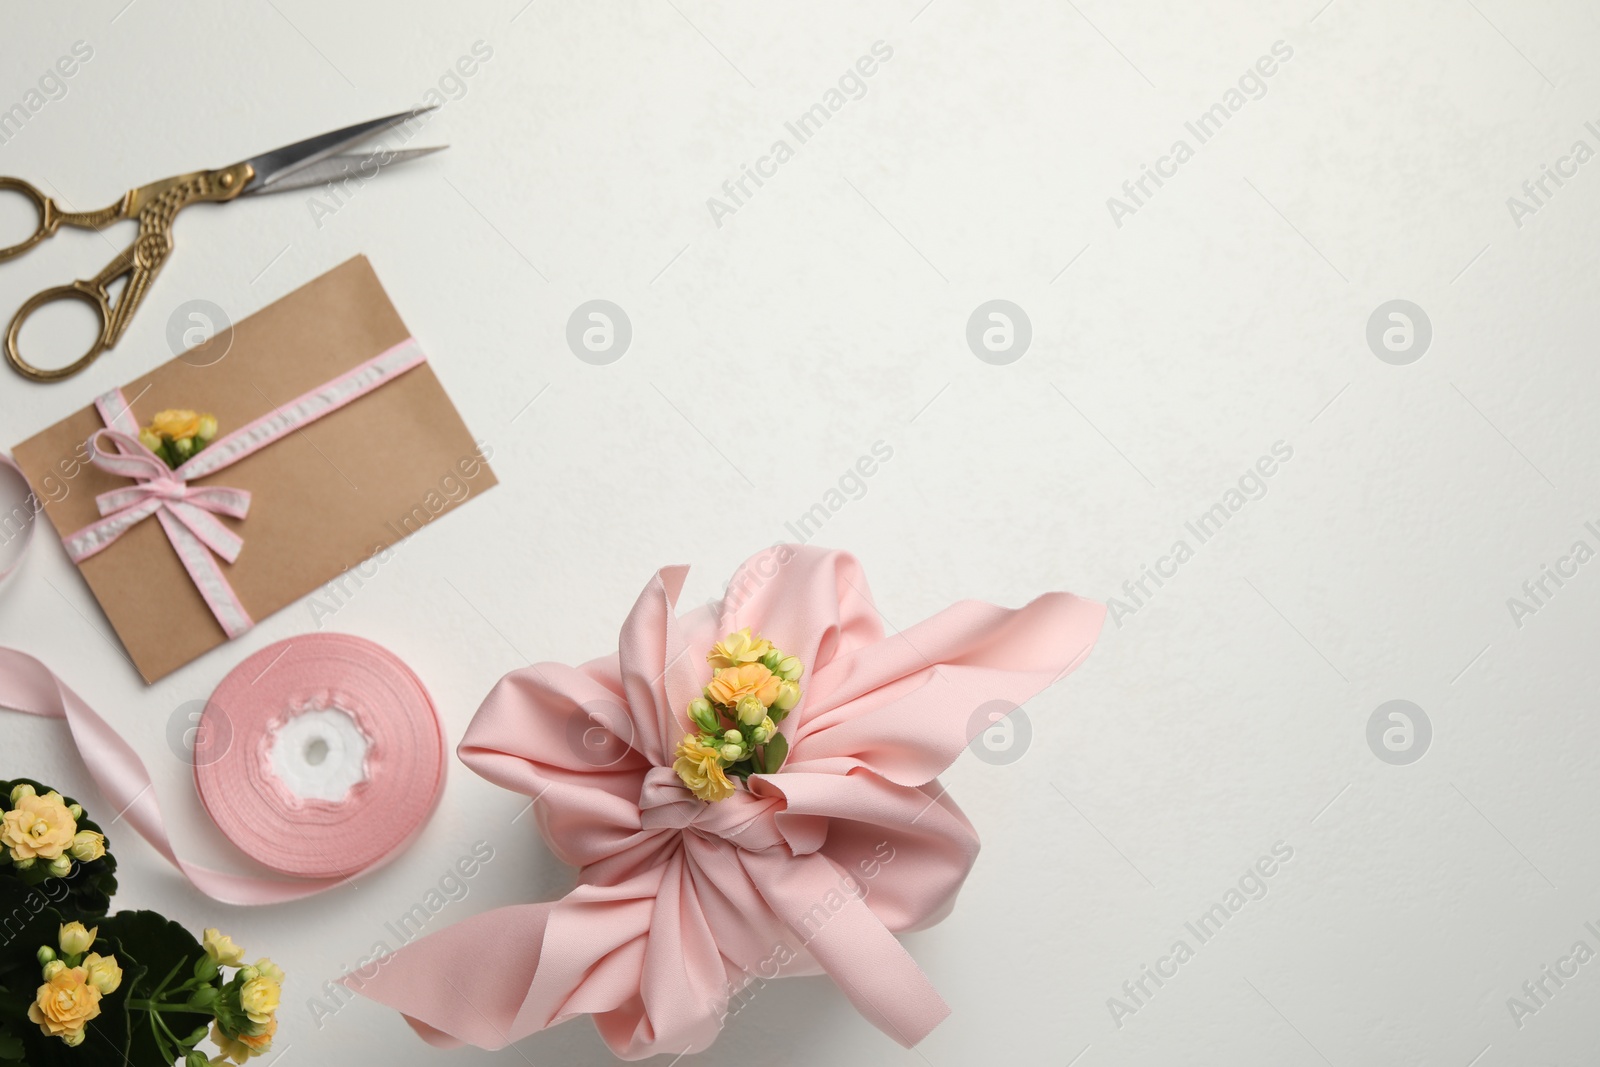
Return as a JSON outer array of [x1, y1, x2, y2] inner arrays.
[[252, 957, 286, 985], [58, 922, 96, 956], [27, 964, 101, 1045], [203, 928, 246, 966], [211, 1017, 277, 1063], [673, 735, 736, 802], [706, 663, 781, 708], [240, 972, 281, 1026], [149, 409, 201, 439], [83, 953, 121, 995], [735, 694, 766, 727], [69, 830, 105, 862], [2, 790, 78, 862], [706, 627, 773, 668]]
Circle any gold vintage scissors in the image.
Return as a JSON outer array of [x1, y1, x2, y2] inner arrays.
[[0, 109, 444, 382]]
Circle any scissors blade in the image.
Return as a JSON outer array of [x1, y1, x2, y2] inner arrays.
[[239, 146, 447, 196], [237, 107, 439, 194]]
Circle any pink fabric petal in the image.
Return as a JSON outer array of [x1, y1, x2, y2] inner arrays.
[[614, 564, 688, 765], [459, 663, 650, 871], [718, 545, 885, 686], [793, 591, 1105, 784]]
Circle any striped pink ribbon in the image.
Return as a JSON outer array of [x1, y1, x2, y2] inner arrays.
[[61, 337, 426, 638]]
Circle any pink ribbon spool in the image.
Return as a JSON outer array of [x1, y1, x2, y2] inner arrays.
[[194, 633, 445, 880]]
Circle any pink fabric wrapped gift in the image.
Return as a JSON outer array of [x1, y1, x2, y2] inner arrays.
[[351, 545, 1103, 1059]]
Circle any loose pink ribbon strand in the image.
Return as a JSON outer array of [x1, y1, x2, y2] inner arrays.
[[0, 644, 367, 904]]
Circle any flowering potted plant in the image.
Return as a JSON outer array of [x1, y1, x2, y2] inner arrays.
[[0, 780, 284, 1065]]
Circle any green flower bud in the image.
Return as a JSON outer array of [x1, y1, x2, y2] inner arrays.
[[173, 436, 195, 457], [12, 856, 33, 870], [186, 1050, 212, 1067], [723, 730, 742, 744], [67, 804, 83, 820], [36, 946, 55, 966], [42, 959, 65, 980], [9, 783, 35, 803], [688, 698, 718, 733], [777, 657, 803, 682], [736, 695, 766, 727], [760, 650, 783, 671], [719, 743, 743, 762], [751, 716, 776, 744], [774, 681, 801, 711], [46, 856, 72, 878]]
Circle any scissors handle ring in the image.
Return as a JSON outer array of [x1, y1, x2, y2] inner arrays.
[[4, 281, 114, 383], [0, 178, 54, 261]]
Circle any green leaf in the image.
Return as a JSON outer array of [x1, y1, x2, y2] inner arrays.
[[0, 1023, 22, 1060], [761, 732, 788, 774], [98, 912, 212, 1066]]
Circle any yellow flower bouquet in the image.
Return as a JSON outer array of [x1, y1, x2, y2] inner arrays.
[[673, 628, 802, 801], [137, 409, 219, 470]]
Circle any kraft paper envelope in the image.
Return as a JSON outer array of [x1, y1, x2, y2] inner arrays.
[[12, 255, 495, 682]]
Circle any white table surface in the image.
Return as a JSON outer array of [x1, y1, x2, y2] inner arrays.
[[3, 1, 1599, 1063]]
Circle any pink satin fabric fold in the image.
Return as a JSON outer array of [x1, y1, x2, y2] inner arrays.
[[348, 546, 1105, 1059]]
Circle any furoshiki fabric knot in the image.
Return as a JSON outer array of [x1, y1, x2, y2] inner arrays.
[[347, 545, 1105, 1060], [637, 765, 788, 850]]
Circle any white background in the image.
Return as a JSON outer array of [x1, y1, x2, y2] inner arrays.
[[1, 0, 1597, 1064]]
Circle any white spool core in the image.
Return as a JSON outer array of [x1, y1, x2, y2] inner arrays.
[[268, 706, 370, 802]]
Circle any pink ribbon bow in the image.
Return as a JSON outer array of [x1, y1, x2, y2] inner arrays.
[[67, 427, 253, 637], [349, 545, 1105, 1060]]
